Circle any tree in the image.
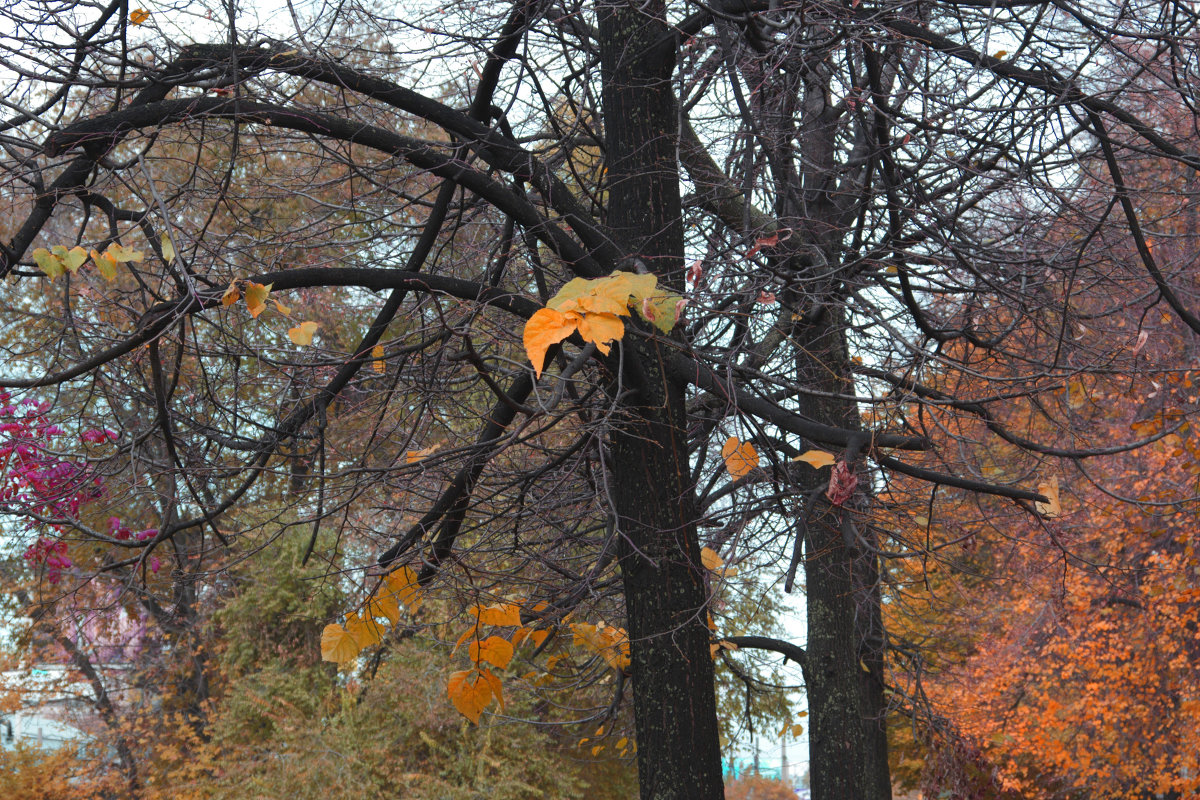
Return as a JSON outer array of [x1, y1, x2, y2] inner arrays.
[[5, 2, 1200, 799]]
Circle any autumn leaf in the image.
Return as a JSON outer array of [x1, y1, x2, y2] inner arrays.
[[470, 636, 514, 670], [574, 311, 624, 354], [287, 320, 319, 346], [383, 565, 423, 612], [571, 621, 631, 671], [273, 298, 291, 316], [406, 444, 440, 463], [448, 669, 494, 724], [372, 343, 386, 373], [32, 248, 63, 280], [320, 622, 361, 665], [53, 245, 88, 274], [523, 307, 577, 378], [344, 611, 384, 650], [160, 232, 175, 264], [220, 280, 241, 306], [129, 8, 149, 25], [244, 282, 272, 318], [105, 243, 144, 263], [90, 249, 118, 282], [478, 667, 504, 711], [367, 590, 400, 625], [700, 546, 724, 572], [793, 449, 836, 469], [722, 437, 759, 479], [512, 626, 549, 648], [637, 291, 686, 334], [471, 601, 523, 627], [1036, 475, 1062, 518]]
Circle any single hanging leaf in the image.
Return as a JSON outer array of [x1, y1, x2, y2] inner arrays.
[[700, 546, 724, 572], [130, 8, 150, 24], [367, 589, 400, 625], [32, 248, 63, 280], [287, 320, 319, 346], [244, 281, 272, 318], [637, 291, 685, 334], [406, 444, 440, 463], [793, 449, 837, 469], [1036, 475, 1062, 518], [344, 611, 384, 649], [160, 232, 175, 264], [470, 636, 514, 670], [478, 667, 504, 712], [448, 669, 494, 724], [721, 437, 759, 479], [272, 298, 291, 316], [523, 307, 578, 378], [320, 622, 361, 664], [372, 343, 386, 373]]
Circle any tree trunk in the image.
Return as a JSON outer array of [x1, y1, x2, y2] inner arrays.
[[600, 2, 725, 799]]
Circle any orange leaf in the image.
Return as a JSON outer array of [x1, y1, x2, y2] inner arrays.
[[447, 669, 494, 724], [130, 8, 149, 25], [344, 611, 384, 649], [721, 437, 759, 479], [523, 307, 577, 378], [367, 589, 400, 625], [1036, 475, 1062, 518], [575, 312, 624, 355], [453, 623, 481, 654], [220, 280, 241, 306], [287, 321, 319, 346], [472, 602, 523, 627], [372, 343, 386, 373], [320, 623, 360, 664], [470, 635, 515, 670], [90, 249, 119, 282], [700, 546, 724, 571], [406, 444, 440, 463], [478, 667, 504, 712], [793, 449, 836, 468], [244, 282, 272, 318], [383, 566, 423, 612]]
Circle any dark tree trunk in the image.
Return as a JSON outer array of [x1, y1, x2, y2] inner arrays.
[[600, 2, 725, 799]]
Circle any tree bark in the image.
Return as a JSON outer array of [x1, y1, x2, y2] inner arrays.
[[600, 2, 725, 799]]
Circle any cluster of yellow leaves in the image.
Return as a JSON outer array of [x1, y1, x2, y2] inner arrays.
[[522, 271, 684, 377], [220, 279, 319, 345], [320, 566, 423, 665], [578, 724, 635, 758], [569, 621, 630, 671], [33, 242, 143, 282]]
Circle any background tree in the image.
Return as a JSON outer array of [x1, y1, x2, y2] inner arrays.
[[4, 2, 1200, 800]]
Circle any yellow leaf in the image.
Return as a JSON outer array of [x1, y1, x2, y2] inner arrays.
[[245, 282, 272, 318], [105, 242, 144, 263], [591, 745, 604, 756], [273, 298, 291, 316], [578, 738, 590, 747], [287, 320, 319, 346], [617, 737, 628, 749], [1036, 475, 1062, 518], [791, 723, 804, 737], [637, 291, 685, 334], [367, 590, 400, 625], [470, 636, 515, 670], [320, 623, 361, 664], [793, 449, 836, 468], [221, 280, 241, 306], [721, 437, 759, 479], [570, 621, 630, 671], [575, 312, 624, 355], [160, 232, 175, 264], [472, 602, 523, 627], [344, 611, 384, 649], [383, 566, 423, 612], [90, 249, 118, 282], [453, 623, 480, 654], [130, 8, 149, 25], [523, 307, 578, 378], [53, 245, 88, 273], [447, 669, 493, 724], [1065, 377, 1087, 410], [372, 343, 385, 373], [32, 248, 63, 280], [700, 546, 724, 572]]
